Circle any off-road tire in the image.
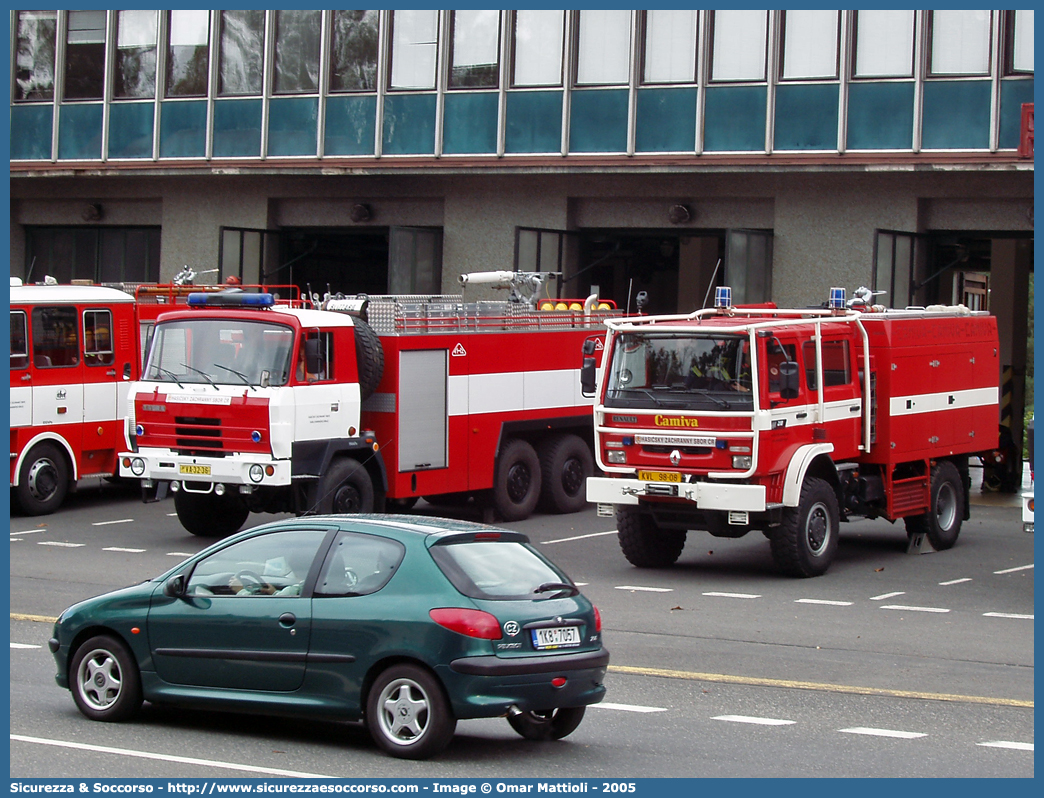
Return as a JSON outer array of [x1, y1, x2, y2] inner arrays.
[[770, 477, 839, 577], [353, 319, 384, 401], [317, 458, 375, 515], [492, 439, 541, 521], [15, 441, 70, 516], [904, 460, 964, 550], [616, 505, 686, 568], [537, 434, 594, 514], [174, 490, 250, 537]]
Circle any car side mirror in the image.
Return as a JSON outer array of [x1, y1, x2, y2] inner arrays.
[[163, 574, 186, 598], [779, 361, 800, 399], [581, 357, 597, 397]]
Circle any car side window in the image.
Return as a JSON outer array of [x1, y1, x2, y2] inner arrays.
[[314, 532, 405, 597], [185, 530, 326, 597]]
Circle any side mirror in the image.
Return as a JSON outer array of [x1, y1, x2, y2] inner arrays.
[[582, 339, 597, 356], [163, 574, 186, 598], [580, 357, 598, 397], [778, 361, 800, 399]]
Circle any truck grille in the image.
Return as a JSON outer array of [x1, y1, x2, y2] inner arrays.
[[174, 416, 225, 456]]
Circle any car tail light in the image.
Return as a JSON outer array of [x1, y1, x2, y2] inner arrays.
[[592, 605, 602, 633], [429, 608, 503, 640]]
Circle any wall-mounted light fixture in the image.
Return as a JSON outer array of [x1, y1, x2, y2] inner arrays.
[[350, 203, 372, 223], [668, 204, 691, 225], [81, 202, 104, 222]]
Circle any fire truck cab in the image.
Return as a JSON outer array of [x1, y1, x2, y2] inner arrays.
[[583, 287, 999, 577], [10, 280, 139, 514]]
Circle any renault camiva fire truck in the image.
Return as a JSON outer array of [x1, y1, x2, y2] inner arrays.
[[120, 274, 617, 537], [581, 286, 1000, 577]]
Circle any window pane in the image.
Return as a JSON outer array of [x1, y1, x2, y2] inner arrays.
[[32, 306, 79, 368], [65, 10, 106, 100], [390, 10, 438, 90], [11, 312, 29, 370], [782, 10, 839, 79], [1013, 10, 1034, 72], [513, 10, 564, 87], [167, 10, 210, 97], [219, 10, 265, 95], [712, 10, 767, 82], [855, 10, 914, 78], [115, 10, 158, 99], [15, 11, 57, 101], [330, 10, 379, 92], [450, 10, 500, 89], [577, 10, 631, 85], [274, 10, 321, 94], [931, 10, 991, 76], [84, 310, 115, 367], [643, 10, 696, 84]]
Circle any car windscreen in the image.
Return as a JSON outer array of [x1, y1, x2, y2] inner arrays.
[[604, 332, 752, 411], [430, 540, 571, 601]]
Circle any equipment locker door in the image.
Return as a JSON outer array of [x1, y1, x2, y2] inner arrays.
[[398, 349, 448, 471]]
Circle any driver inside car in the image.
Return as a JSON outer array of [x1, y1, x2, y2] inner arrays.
[[227, 556, 304, 596]]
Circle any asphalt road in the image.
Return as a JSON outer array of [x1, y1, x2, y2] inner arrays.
[[9, 479, 1034, 778]]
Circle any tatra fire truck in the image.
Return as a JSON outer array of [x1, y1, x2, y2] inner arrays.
[[581, 287, 1000, 577], [120, 276, 617, 537]]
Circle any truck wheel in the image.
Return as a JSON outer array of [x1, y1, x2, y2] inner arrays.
[[492, 439, 541, 521], [174, 490, 249, 537], [15, 442, 70, 516], [538, 434, 594, 514], [353, 318, 385, 401], [318, 458, 375, 514], [770, 477, 839, 577], [617, 505, 686, 568], [904, 460, 963, 550], [508, 707, 586, 740], [388, 497, 419, 512]]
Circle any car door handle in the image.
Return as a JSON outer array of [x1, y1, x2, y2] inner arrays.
[[278, 612, 296, 627]]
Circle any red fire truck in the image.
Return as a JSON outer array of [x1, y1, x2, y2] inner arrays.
[[581, 286, 1000, 577], [119, 284, 617, 536]]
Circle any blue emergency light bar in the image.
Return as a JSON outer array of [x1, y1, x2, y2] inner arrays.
[[828, 287, 846, 309], [714, 286, 732, 308], [187, 291, 275, 308]]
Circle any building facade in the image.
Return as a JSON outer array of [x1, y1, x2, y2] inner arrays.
[[9, 9, 1035, 438]]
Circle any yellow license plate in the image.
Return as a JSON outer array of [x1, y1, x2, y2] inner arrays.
[[179, 464, 211, 476], [638, 470, 681, 483]]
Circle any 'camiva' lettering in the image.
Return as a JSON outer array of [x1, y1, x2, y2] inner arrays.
[[653, 416, 699, 428]]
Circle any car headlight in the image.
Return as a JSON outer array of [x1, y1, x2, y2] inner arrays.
[[130, 458, 146, 476], [732, 455, 752, 470], [249, 464, 264, 483], [606, 450, 627, 464]]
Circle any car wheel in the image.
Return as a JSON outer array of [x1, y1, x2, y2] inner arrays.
[[492, 439, 541, 521], [69, 635, 142, 722], [367, 664, 456, 760], [508, 706, 586, 741], [174, 490, 249, 537], [904, 460, 964, 550], [537, 434, 594, 514], [317, 458, 375, 515], [616, 505, 685, 568], [770, 477, 839, 577], [15, 442, 70, 516]]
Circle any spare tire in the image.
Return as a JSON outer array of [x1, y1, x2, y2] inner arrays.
[[353, 318, 384, 400]]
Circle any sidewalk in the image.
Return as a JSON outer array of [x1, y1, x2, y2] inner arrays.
[[968, 461, 1033, 508]]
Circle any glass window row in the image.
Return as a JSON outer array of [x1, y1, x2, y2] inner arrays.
[[14, 9, 1034, 105]]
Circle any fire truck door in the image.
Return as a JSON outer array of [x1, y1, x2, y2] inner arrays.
[[81, 308, 122, 469], [10, 309, 31, 427], [29, 305, 85, 435], [802, 336, 861, 459], [398, 349, 448, 471]]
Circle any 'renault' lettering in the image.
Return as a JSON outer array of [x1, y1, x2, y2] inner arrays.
[[654, 415, 699, 428]]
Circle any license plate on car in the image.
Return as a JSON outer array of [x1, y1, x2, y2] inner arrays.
[[179, 464, 211, 476], [637, 470, 682, 483], [532, 627, 581, 650]]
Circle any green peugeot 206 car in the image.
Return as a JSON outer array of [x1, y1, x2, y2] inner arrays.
[[49, 515, 609, 760]]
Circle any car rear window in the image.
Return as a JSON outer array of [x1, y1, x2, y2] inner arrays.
[[430, 540, 569, 601]]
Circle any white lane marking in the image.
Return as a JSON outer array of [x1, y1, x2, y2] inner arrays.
[[542, 530, 618, 545], [10, 530, 45, 536], [713, 715, 795, 726], [590, 702, 667, 713], [703, 592, 761, 599], [938, 578, 972, 586], [10, 643, 40, 649], [37, 542, 86, 548], [10, 734, 334, 779], [879, 604, 950, 613], [983, 612, 1034, 620], [977, 741, 1034, 751], [994, 564, 1033, 574], [870, 591, 905, 601], [103, 547, 146, 553], [840, 727, 926, 739], [167, 552, 195, 557], [9, 538, 24, 543], [796, 599, 853, 606], [574, 582, 589, 586], [91, 518, 134, 527], [166, 513, 178, 517], [616, 585, 674, 593]]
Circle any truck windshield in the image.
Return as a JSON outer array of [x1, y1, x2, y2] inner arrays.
[[144, 319, 295, 388], [604, 332, 752, 411]]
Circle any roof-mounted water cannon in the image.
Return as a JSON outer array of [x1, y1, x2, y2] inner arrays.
[[459, 270, 561, 307], [846, 286, 887, 311], [173, 265, 219, 286], [714, 285, 732, 312]]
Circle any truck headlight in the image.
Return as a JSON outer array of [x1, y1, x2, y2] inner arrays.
[[606, 450, 627, 464], [249, 464, 265, 483], [732, 456, 752, 470], [130, 458, 146, 476]]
